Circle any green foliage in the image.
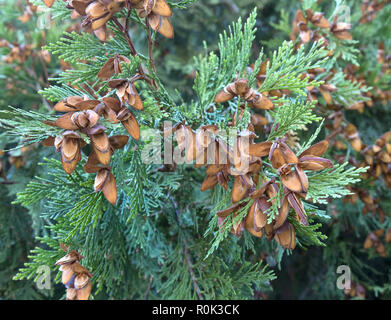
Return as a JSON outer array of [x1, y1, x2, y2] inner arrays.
[[194, 9, 259, 115], [330, 71, 370, 107], [307, 164, 368, 204], [0, 106, 58, 148], [259, 40, 328, 95], [268, 99, 321, 140], [2, 0, 391, 301]]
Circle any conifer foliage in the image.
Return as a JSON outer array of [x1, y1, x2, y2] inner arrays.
[[1, 0, 391, 300]]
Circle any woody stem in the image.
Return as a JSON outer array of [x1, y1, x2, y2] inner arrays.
[[146, 17, 157, 74], [111, 16, 158, 89], [171, 197, 204, 300]]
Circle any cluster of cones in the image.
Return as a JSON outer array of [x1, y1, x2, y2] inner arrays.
[[164, 75, 334, 250], [287, 6, 391, 258], [360, 0, 391, 24], [291, 9, 352, 46], [42, 1, 165, 205], [0, 40, 32, 65], [361, 131, 391, 187], [55, 250, 92, 300], [215, 78, 274, 110], [214, 138, 332, 250], [215, 76, 277, 135], [342, 131, 391, 227], [325, 112, 363, 153], [43, 0, 174, 41], [42, 94, 143, 204], [363, 228, 391, 257]]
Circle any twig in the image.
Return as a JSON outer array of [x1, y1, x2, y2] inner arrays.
[[1, 180, 15, 185], [325, 126, 343, 142], [143, 275, 154, 299], [171, 198, 204, 300], [112, 16, 158, 89], [146, 17, 157, 74]]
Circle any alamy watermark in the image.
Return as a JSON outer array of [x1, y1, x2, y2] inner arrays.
[[336, 265, 351, 290], [36, 265, 51, 290]]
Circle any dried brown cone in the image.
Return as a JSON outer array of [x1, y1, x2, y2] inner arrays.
[[52, 96, 101, 131], [83, 0, 127, 41], [55, 250, 92, 300], [101, 96, 141, 140], [305, 9, 330, 29], [164, 123, 199, 163], [216, 180, 298, 250], [215, 78, 274, 110], [43, 94, 132, 176], [251, 113, 269, 131], [345, 123, 363, 152], [42, 131, 86, 175], [132, 0, 174, 38], [108, 78, 144, 110], [268, 139, 332, 194], [363, 229, 387, 257], [44, 1, 126, 41], [85, 123, 112, 165], [360, 0, 386, 24], [362, 131, 391, 181], [243, 180, 277, 238], [98, 54, 131, 80], [43, 0, 55, 7], [84, 135, 128, 204], [274, 221, 296, 250], [291, 10, 311, 43], [330, 16, 352, 40], [201, 164, 229, 191]]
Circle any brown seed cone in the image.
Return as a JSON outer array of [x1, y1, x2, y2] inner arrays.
[[232, 176, 249, 203], [249, 92, 274, 110], [66, 288, 77, 300], [200, 174, 218, 191], [127, 84, 144, 110], [55, 251, 83, 265], [61, 147, 81, 175], [300, 140, 329, 157], [215, 87, 235, 103], [253, 199, 269, 230], [216, 202, 247, 218], [109, 135, 129, 153], [54, 113, 79, 130], [298, 156, 333, 171], [94, 169, 117, 205], [148, 14, 174, 38], [122, 116, 140, 140], [43, 0, 54, 7], [76, 280, 92, 300], [251, 113, 268, 129], [287, 192, 308, 225], [98, 55, 130, 80], [280, 165, 309, 193], [244, 201, 263, 238], [60, 264, 75, 285], [274, 222, 296, 250], [270, 140, 298, 169], [249, 141, 272, 157], [274, 195, 289, 230], [74, 273, 90, 290], [89, 128, 111, 165]]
